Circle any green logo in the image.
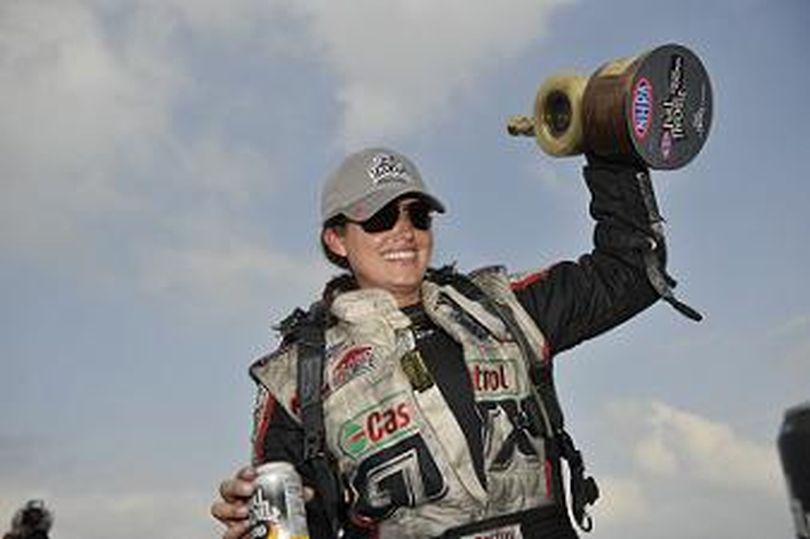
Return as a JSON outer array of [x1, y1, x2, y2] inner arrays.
[[338, 392, 417, 459], [342, 421, 368, 455]]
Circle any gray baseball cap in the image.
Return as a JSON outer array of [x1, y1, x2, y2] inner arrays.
[[320, 147, 446, 223]]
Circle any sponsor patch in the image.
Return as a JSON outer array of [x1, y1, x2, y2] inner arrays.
[[338, 392, 418, 459], [469, 359, 519, 397], [631, 77, 653, 140], [331, 345, 376, 389], [460, 523, 523, 539], [400, 349, 434, 392], [366, 152, 412, 185]]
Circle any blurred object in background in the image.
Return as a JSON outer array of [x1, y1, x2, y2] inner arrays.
[[778, 402, 810, 539], [3, 500, 53, 539]]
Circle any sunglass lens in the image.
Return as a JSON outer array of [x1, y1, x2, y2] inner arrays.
[[359, 199, 433, 233], [407, 202, 432, 230], [360, 202, 399, 233]]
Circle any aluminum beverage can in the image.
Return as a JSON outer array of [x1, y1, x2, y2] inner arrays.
[[249, 461, 310, 539], [778, 401, 810, 539]]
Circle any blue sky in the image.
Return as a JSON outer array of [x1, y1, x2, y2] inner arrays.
[[1, 1, 808, 538]]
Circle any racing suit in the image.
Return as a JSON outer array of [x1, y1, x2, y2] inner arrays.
[[250, 158, 669, 538]]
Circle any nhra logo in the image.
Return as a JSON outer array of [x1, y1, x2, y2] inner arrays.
[[632, 77, 653, 140], [339, 394, 416, 459]]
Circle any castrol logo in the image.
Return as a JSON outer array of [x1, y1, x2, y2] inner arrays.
[[469, 360, 519, 397], [339, 394, 417, 459]]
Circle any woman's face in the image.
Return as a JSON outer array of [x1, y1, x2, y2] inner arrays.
[[324, 197, 434, 307]]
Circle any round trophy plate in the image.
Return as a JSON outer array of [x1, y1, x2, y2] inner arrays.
[[508, 43, 713, 170], [621, 44, 713, 169]]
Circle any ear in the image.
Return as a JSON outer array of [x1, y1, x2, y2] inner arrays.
[[323, 227, 348, 258]]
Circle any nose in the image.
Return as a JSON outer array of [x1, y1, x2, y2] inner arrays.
[[391, 205, 416, 236]]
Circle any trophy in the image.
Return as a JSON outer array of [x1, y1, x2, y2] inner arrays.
[[507, 43, 712, 169]]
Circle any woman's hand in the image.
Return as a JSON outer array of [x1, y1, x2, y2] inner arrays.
[[210, 466, 257, 539]]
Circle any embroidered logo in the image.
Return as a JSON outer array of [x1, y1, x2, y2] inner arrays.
[[469, 359, 519, 397], [366, 152, 412, 185], [330, 345, 375, 389], [338, 392, 417, 459]]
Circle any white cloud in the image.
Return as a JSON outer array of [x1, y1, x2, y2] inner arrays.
[[0, 0, 577, 316], [583, 400, 793, 538], [634, 425, 678, 476], [286, 0, 573, 147], [592, 476, 648, 527], [0, 0, 311, 315], [612, 400, 783, 494], [0, 0, 179, 255]]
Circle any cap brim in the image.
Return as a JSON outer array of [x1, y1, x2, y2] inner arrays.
[[342, 189, 445, 222]]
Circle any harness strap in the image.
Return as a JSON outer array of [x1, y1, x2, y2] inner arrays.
[[437, 269, 600, 532], [635, 170, 703, 322], [558, 431, 599, 532], [294, 302, 344, 536]]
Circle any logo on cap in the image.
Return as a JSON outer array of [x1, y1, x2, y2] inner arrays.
[[366, 152, 412, 185]]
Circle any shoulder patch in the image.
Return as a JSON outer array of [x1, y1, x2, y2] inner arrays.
[[329, 344, 377, 391]]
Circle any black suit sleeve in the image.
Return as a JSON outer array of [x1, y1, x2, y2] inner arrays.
[[512, 157, 664, 357]]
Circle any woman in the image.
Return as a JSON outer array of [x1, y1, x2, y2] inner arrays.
[[211, 147, 686, 538]]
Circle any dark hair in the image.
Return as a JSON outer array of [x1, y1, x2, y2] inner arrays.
[[8, 500, 52, 539], [320, 215, 350, 269], [319, 215, 358, 308]]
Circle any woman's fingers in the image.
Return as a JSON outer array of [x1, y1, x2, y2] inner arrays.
[[219, 476, 257, 503], [212, 466, 260, 539], [236, 465, 258, 482], [211, 499, 250, 522]]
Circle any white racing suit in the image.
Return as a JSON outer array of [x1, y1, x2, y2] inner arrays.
[[249, 159, 690, 538]]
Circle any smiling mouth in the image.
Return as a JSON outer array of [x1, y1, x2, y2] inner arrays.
[[382, 250, 417, 261]]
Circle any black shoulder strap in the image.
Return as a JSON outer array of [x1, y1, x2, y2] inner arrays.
[[438, 268, 599, 532], [296, 302, 327, 461], [634, 169, 703, 322], [293, 302, 344, 536]]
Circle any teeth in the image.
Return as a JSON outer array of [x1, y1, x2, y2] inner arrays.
[[383, 250, 416, 261]]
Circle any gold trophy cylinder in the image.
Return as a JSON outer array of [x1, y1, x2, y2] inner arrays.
[[507, 44, 713, 170]]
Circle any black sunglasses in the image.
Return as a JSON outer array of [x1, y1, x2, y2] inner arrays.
[[354, 199, 434, 233]]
